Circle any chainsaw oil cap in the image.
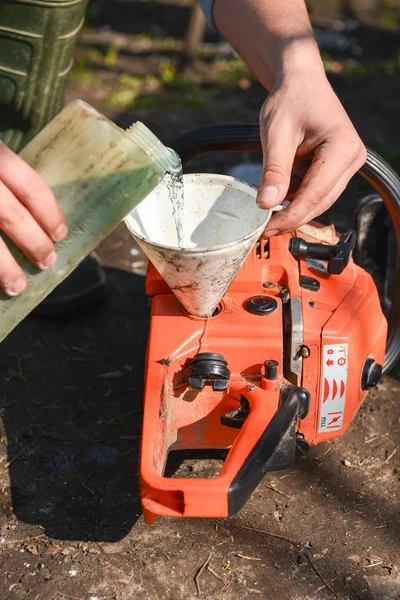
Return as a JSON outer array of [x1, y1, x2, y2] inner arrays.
[[245, 295, 278, 316], [361, 358, 383, 390]]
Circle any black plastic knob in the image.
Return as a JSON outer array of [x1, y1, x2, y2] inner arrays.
[[263, 360, 279, 380], [361, 358, 382, 390], [245, 296, 278, 316]]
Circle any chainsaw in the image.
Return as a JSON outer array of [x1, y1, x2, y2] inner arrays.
[[137, 125, 400, 524]]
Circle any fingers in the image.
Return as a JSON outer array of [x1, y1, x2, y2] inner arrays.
[[0, 179, 58, 295], [0, 142, 68, 296], [263, 136, 366, 237], [261, 176, 348, 239], [0, 141, 67, 242], [257, 120, 300, 210], [0, 236, 26, 296], [287, 157, 313, 197]]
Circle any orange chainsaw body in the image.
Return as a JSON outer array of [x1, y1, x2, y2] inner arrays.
[[140, 226, 387, 523]]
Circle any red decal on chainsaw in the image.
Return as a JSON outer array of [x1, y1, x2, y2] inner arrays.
[[319, 344, 348, 433], [323, 378, 330, 403]]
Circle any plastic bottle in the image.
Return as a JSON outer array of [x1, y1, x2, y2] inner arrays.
[[0, 99, 179, 342]]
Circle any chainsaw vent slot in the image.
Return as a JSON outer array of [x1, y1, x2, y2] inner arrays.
[[255, 240, 269, 259], [164, 449, 228, 479]]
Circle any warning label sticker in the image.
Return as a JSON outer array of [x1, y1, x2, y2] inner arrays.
[[318, 343, 348, 433]]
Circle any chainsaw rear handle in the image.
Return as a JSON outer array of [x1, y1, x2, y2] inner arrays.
[[172, 124, 400, 373], [228, 385, 305, 516]]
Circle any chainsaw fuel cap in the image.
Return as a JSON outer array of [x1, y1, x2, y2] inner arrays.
[[245, 295, 278, 316], [187, 352, 231, 391]]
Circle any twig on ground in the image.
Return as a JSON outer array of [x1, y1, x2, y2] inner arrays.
[[84, 463, 99, 486], [305, 554, 337, 597], [207, 564, 225, 584], [265, 485, 294, 500], [194, 553, 212, 595], [106, 410, 142, 426], [5, 443, 41, 468], [56, 592, 83, 600], [363, 561, 383, 569], [383, 446, 398, 465], [234, 553, 262, 561], [71, 346, 95, 355], [72, 464, 95, 496], [365, 432, 389, 444], [317, 447, 331, 460], [314, 584, 327, 594], [223, 576, 233, 592], [38, 429, 79, 442], [121, 447, 137, 457], [235, 524, 299, 546], [229, 522, 337, 597]]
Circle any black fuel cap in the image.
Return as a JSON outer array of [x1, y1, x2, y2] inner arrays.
[[361, 358, 383, 390], [245, 295, 278, 316]]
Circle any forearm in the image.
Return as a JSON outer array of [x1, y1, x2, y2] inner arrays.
[[212, 0, 325, 91]]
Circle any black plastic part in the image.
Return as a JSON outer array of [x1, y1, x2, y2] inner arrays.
[[355, 194, 395, 316], [173, 124, 262, 162], [290, 230, 356, 275], [361, 358, 383, 390], [300, 275, 321, 292], [295, 435, 310, 457], [172, 124, 400, 372], [228, 386, 306, 517], [187, 352, 231, 391], [296, 387, 311, 419], [264, 360, 279, 380], [245, 296, 278, 316], [221, 397, 250, 429]]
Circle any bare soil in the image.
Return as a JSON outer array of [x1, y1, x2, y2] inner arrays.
[[0, 1, 399, 599]]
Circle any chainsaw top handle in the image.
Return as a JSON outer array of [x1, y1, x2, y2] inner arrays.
[[172, 124, 400, 374]]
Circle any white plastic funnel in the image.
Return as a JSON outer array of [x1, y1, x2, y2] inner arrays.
[[125, 173, 271, 317]]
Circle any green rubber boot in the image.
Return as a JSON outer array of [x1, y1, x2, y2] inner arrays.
[[0, 0, 89, 152], [0, 0, 106, 315]]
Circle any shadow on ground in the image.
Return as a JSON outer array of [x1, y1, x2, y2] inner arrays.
[[0, 268, 148, 542]]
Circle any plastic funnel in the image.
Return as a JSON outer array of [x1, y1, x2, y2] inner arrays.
[[125, 173, 271, 317]]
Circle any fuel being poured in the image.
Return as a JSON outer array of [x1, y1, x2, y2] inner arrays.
[[164, 157, 185, 247]]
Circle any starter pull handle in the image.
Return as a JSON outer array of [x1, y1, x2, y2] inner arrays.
[[289, 229, 356, 275]]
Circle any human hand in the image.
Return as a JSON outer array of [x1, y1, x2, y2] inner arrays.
[[0, 141, 67, 296], [257, 75, 367, 237]]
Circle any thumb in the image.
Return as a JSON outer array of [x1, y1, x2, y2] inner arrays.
[[257, 129, 297, 210]]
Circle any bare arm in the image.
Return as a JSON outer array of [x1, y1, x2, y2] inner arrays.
[[212, 0, 367, 236]]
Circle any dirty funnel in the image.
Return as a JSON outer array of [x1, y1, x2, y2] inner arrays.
[[125, 173, 271, 317]]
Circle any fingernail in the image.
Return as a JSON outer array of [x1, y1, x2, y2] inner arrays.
[[38, 251, 57, 270], [257, 185, 279, 208], [6, 278, 27, 296], [53, 223, 68, 242], [264, 229, 281, 238]]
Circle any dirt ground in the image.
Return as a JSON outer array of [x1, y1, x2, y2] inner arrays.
[[0, 1, 399, 599]]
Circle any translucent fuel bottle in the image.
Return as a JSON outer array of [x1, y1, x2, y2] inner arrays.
[[0, 99, 179, 342]]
